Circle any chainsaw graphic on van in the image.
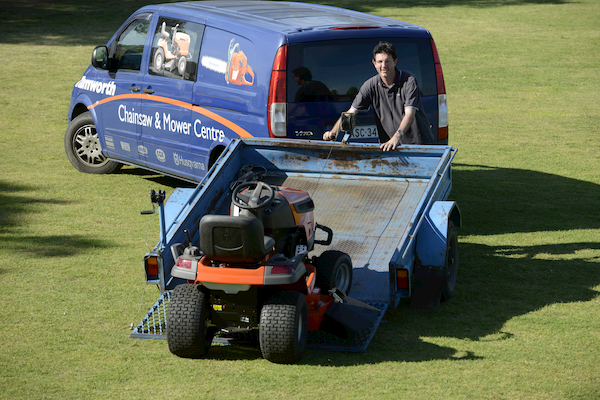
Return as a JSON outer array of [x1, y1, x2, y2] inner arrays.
[[201, 38, 255, 86], [153, 22, 191, 76]]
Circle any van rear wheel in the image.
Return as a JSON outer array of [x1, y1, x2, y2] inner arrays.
[[64, 111, 120, 174]]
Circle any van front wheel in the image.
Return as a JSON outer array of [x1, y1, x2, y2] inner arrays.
[[64, 112, 120, 174]]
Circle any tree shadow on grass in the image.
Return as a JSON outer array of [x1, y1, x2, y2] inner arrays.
[[0, 180, 111, 257], [1, 0, 569, 46]]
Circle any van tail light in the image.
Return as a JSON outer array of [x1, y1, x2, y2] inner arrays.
[[431, 39, 448, 141], [268, 45, 287, 138]]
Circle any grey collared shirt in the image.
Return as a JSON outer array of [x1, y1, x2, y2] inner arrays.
[[352, 68, 434, 145]]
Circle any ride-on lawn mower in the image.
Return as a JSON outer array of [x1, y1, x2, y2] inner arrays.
[[166, 165, 380, 363]]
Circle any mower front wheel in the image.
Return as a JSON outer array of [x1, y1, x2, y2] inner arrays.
[[167, 284, 215, 358], [259, 291, 308, 364], [315, 250, 353, 295]]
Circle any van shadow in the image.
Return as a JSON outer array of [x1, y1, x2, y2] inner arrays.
[[114, 166, 196, 189]]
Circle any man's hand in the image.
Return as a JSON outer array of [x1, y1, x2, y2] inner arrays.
[[380, 132, 402, 151], [322, 130, 336, 141]]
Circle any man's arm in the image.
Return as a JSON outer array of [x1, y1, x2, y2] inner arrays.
[[322, 107, 357, 141], [379, 107, 416, 151]]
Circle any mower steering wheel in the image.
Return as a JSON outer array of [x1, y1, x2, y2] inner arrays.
[[232, 181, 275, 210]]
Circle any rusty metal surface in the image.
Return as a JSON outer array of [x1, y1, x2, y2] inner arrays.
[[281, 175, 429, 302]]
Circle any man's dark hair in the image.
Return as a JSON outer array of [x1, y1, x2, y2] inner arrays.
[[372, 41, 397, 61]]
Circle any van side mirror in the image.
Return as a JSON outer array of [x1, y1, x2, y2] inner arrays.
[[91, 46, 109, 70]]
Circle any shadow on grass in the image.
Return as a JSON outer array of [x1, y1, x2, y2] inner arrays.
[[176, 163, 600, 364], [0, 180, 111, 257], [114, 166, 196, 189], [2, 0, 568, 46]]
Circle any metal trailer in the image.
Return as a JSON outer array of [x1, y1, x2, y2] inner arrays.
[[131, 138, 461, 352]]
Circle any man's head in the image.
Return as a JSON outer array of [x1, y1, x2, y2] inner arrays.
[[372, 41, 397, 61], [372, 42, 397, 84]]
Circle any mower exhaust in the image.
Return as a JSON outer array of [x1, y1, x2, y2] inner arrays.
[[319, 289, 382, 340]]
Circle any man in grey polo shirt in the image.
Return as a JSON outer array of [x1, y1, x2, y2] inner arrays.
[[323, 42, 434, 150]]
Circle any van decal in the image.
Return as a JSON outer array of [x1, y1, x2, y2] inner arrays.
[[201, 39, 255, 86], [174, 152, 206, 171], [88, 95, 253, 139], [75, 76, 116, 96]]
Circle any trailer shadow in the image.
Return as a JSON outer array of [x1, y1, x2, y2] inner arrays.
[[307, 163, 600, 365]]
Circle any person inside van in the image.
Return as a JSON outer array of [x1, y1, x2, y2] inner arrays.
[[323, 42, 434, 150], [292, 67, 334, 103]]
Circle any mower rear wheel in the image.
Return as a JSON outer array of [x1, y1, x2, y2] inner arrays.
[[315, 250, 353, 295], [259, 291, 308, 364], [167, 284, 214, 358]]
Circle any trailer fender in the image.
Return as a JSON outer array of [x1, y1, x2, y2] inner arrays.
[[416, 201, 461, 268], [411, 201, 460, 308]]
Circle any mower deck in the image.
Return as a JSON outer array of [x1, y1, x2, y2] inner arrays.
[[130, 291, 388, 353]]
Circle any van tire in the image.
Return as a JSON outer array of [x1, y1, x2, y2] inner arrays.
[[64, 111, 120, 174]]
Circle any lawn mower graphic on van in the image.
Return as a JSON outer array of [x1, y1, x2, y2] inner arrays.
[[153, 22, 191, 76]]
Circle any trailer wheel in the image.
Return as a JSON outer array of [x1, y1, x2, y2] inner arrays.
[[441, 221, 458, 301], [259, 291, 308, 364], [315, 250, 353, 295], [167, 284, 214, 358], [64, 111, 120, 174]]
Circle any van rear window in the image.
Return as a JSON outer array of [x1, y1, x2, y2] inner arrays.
[[287, 38, 436, 102]]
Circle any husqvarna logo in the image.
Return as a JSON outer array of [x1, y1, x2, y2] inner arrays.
[[155, 149, 166, 162]]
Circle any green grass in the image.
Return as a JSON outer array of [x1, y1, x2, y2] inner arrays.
[[1, 0, 599, 399]]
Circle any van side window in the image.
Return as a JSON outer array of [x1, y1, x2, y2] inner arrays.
[[149, 18, 204, 81], [113, 14, 152, 73]]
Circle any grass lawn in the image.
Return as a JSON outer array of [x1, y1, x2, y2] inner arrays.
[[1, 0, 598, 399]]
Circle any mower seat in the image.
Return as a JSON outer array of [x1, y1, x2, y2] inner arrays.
[[200, 215, 275, 264]]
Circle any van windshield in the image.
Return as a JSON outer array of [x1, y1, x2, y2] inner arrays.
[[287, 37, 436, 103]]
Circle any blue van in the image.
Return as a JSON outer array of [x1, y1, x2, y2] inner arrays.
[[65, 1, 448, 182]]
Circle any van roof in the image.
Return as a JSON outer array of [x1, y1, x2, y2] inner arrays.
[[143, 1, 430, 37]]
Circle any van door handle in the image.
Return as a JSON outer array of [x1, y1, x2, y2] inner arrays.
[[143, 87, 155, 94], [129, 85, 140, 92]]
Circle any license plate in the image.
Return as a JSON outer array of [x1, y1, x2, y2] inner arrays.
[[351, 125, 378, 139]]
